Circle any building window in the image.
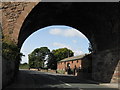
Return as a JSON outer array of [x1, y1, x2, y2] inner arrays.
[[64, 62, 66, 64], [67, 63, 70, 67], [77, 60, 78, 63]]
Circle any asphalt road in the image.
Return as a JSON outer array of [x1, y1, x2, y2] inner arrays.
[[3, 70, 119, 90]]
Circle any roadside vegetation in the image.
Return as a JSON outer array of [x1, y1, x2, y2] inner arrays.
[[28, 47, 74, 70], [56, 70, 65, 74], [2, 35, 24, 62], [19, 63, 29, 69]]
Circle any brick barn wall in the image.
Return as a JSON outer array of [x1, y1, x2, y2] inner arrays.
[[57, 59, 82, 70]]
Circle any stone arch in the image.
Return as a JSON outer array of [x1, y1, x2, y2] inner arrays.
[[13, 2, 39, 41], [18, 3, 96, 50], [17, 2, 119, 83], [2, 2, 39, 43], [18, 2, 119, 52], [2, 2, 119, 83]]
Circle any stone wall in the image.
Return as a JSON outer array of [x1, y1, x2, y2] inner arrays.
[[92, 48, 120, 83], [2, 58, 16, 89], [2, 2, 29, 43], [80, 54, 92, 79], [1, 2, 38, 89], [2, 2, 38, 43], [0, 24, 2, 90], [111, 61, 120, 83]]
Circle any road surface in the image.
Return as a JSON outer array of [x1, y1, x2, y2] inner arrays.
[[3, 70, 119, 90]]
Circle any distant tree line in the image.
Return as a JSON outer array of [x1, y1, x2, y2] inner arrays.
[[28, 47, 74, 70]]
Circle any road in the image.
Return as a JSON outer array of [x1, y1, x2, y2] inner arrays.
[[4, 70, 119, 90]]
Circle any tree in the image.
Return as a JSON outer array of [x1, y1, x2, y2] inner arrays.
[[47, 52, 56, 69], [52, 48, 74, 61], [47, 48, 74, 69], [88, 43, 93, 53], [28, 47, 50, 68]]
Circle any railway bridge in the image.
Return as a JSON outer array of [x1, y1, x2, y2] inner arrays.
[[1, 2, 120, 88]]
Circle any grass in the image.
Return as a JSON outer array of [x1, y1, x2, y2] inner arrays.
[[19, 64, 29, 69], [57, 70, 65, 74]]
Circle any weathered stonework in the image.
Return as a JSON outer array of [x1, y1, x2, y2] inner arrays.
[[92, 48, 120, 83], [2, 58, 16, 88], [1, 2, 120, 88], [2, 2, 38, 43], [2, 2, 38, 88], [2, 2, 29, 36], [111, 61, 120, 83]]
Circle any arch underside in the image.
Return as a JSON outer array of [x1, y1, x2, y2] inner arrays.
[[17, 2, 120, 83], [18, 2, 119, 52], [2, 2, 119, 86]]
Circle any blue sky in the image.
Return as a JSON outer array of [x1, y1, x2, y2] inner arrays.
[[20, 25, 90, 64]]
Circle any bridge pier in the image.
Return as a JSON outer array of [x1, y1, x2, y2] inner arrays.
[[92, 48, 120, 83], [2, 57, 19, 89]]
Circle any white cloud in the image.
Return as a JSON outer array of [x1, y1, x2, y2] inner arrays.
[[52, 42, 84, 56], [72, 40, 77, 43], [73, 50, 84, 56], [49, 28, 86, 38], [49, 28, 62, 35], [53, 42, 71, 49]]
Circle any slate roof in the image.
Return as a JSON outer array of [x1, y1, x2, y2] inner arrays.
[[58, 54, 86, 62]]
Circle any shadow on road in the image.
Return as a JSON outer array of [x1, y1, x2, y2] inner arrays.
[[3, 70, 119, 90], [52, 75, 99, 84]]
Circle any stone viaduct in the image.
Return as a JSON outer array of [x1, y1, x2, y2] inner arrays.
[[1, 2, 120, 88]]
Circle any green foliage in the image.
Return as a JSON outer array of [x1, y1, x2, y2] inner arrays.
[[21, 63, 27, 65], [57, 70, 65, 74], [88, 43, 93, 53], [28, 47, 50, 68], [19, 63, 29, 69], [47, 52, 57, 70], [47, 48, 74, 69], [29, 47, 74, 70], [52, 48, 74, 61], [2, 40, 23, 61]]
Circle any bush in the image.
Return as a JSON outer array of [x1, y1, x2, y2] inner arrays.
[[2, 40, 22, 62]]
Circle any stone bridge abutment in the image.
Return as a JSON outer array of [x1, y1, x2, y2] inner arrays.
[[1, 2, 120, 88]]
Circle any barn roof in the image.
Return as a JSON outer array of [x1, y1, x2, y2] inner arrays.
[[58, 54, 86, 62]]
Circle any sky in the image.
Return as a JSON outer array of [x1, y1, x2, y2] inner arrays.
[[20, 25, 90, 64]]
